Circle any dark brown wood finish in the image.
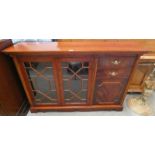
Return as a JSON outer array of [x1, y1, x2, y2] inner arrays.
[[94, 54, 138, 105], [0, 40, 29, 115], [2, 40, 147, 112]]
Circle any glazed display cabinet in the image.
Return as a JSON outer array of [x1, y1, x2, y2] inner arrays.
[[3, 40, 147, 112]]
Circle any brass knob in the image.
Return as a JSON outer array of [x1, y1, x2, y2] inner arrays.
[[109, 71, 118, 76], [112, 60, 120, 65]]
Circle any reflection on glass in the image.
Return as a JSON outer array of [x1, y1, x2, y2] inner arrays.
[[62, 62, 89, 104], [24, 62, 57, 105]]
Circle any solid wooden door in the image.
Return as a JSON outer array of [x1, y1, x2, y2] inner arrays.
[[94, 79, 128, 104]]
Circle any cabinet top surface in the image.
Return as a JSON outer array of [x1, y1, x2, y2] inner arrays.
[[2, 40, 151, 55]]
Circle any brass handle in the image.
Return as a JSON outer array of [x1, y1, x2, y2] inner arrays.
[[109, 71, 118, 76], [112, 60, 121, 65]]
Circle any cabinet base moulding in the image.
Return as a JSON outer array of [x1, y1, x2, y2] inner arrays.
[[30, 104, 123, 112]]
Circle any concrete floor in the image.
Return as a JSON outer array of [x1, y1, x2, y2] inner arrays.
[[28, 93, 155, 116]]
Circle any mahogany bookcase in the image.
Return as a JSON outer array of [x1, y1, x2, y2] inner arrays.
[[3, 40, 147, 112]]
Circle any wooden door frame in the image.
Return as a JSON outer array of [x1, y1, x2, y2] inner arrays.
[[55, 56, 96, 105], [13, 56, 62, 106], [13, 55, 97, 108]]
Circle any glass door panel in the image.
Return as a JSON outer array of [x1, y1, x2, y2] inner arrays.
[[24, 62, 58, 105], [61, 61, 89, 104]]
